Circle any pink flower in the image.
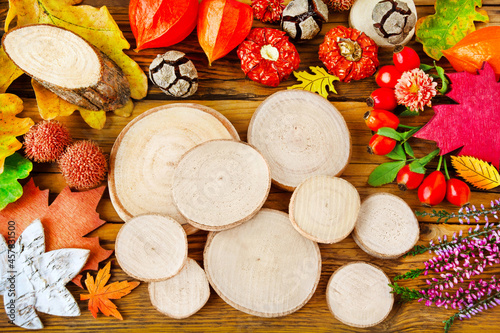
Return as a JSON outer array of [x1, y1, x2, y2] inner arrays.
[[395, 68, 437, 112]]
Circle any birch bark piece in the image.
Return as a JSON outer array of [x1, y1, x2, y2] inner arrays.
[[204, 209, 321, 317], [108, 103, 239, 235], [149, 258, 210, 319], [289, 175, 360, 244], [247, 90, 351, 191], [326, 262, 394, 328], [115, 214, 188, 282], [2, 24, 130, 111], [353, 193, 420, 259], [173, 140, 271, 231]]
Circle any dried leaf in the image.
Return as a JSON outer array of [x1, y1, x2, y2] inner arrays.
[[0, 93, 34, 173], [415, 0, 489, 60], [0, 179, 113, 287], [451, 156, 500, 190], [80, 262, 139, 320], [288, 66, 339, 98], [79, 110, 107, 130], [0, 48, 23, 93], [0, 153, 32, 210]]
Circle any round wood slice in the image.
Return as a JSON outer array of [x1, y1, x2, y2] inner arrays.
[[149, 258, 210, 319], [173, 140, 271, 231], [115, 214, 188, 282], [289, 175, 360, 244], [326, 262, 394, 328], [353, 193, 420, 259], [204, 209, 321, 317], [247, 90, 351, 191], [108, 103, 239, 235], [2, 24, 130, 111]]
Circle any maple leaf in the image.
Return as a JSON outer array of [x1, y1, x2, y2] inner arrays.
[[288, 66, 339, 99], [415, 0, 489, 60], [80, 262, 140, 320], [0, 179, 113, 287], [415, 62, 500, 168]]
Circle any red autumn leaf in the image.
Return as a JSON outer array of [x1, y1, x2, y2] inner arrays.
[[129, 0, 198, 50], [0, 179, 113, 287], [198, 0, 253, 65], [415, 62, 500, 168]]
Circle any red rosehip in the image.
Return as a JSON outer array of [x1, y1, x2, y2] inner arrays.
[[375, 65, 402, 89], [367, 134, 397, 155], [393, 45, 421, 72], [364, 109, 400, 132], [366, 88, 398, 111], [418, 171, 446, 207], [397, 165, 425, 191], [446, 178, 471, 207]]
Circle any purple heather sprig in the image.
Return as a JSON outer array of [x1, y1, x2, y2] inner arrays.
[[415, 199, 500, 224]]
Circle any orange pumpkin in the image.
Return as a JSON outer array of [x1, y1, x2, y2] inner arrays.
[[442, 26, 500, 79]]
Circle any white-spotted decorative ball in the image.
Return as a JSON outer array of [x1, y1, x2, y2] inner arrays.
[[149, 51, 198, 98]]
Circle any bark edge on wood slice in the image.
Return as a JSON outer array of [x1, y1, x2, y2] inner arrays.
[[148, 258, 210, 319], [108, 103, 239, 235], [248, 90, 351, 191], [204, 209, 321, 317], [115, 214, 188, 282], [353, 192, 419, 259], [2, 24, 130, 111], [173, 140, 271, 231], [289, 175, 360, 243], [326, 261, 394, 328]]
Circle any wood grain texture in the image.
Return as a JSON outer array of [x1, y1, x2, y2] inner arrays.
[[1, 0, 500, 331]]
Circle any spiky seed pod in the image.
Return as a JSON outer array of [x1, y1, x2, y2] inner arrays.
[[58, 140, 107, 190], [23, 120, 72, 163]]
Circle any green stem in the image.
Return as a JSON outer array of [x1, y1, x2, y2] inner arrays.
[[436, 155, 443, 172], [443, 157, 450, 180], [398, 124, 418, 129]]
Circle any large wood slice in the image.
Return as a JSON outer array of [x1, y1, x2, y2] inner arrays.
[[247, 90, 351, 191], [149, 258, 210, 319], [108, 104, 239, 235], [353, 193, 420, 259], [326, 262, 394, 328], [115, 215, 188, 282], [2, 24, 130, 111], [289, 175, 360, 244], [204, 209, 321, 317], [173, 140, 271, 231]]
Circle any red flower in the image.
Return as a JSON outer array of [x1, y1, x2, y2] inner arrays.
[[251, 0, 284, 24], [237, 28, 300, 87]]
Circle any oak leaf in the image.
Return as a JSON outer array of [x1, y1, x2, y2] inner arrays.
[[451, 156, 500, 190], [80, 262, 140, 320], [0, 153, 32, 210], [288, 66, 339, 99], [415, 0, 489, 60], [0, 179, 113, 287]]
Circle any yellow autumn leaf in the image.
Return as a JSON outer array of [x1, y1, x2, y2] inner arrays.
[[451, 155, 500, 190], [288, 66, 339, 99], [0, 94, 34, 173], [0, 48, 23, 94]]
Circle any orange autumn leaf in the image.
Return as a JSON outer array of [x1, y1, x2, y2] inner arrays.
[[0, 179, 113, 287], [81, 262, 140, 320], [451, 155, 500, 190]]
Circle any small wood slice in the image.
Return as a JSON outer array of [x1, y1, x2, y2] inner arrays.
[[353, 193, 420, 259], [108, 103, 239, 235], [247, 90, 351, 191], [173, 140, 271, 231], [326, 262, 394, 328], [204, 209, 321, 317], [149, 258, 210, 319], [115, 214, 188, 282], [289, 175, 360, 244]]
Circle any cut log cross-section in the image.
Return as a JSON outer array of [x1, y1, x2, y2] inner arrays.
[[2, 24, 130, 111]]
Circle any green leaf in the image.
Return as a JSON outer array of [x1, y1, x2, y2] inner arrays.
[[401, 128, 420, 140], [385, 144, 406, 161], [288, 66, 339, 99], [415, 0, 489, 60], [0, 153, 33, 210], [404, 141, 415, 158], [419, 63, 434, 72], [400, 108, 420, 117], [418, 148, 440, 166], [368, 160, 405, 187], [434, 62, 449, 94], [377, 127, 402, 141], [409, 160, 426, 174]]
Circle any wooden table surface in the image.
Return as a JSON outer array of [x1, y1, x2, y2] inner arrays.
[[1, 0, 500, 331]]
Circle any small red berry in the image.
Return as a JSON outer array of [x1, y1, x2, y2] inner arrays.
[[418, 171, 446, 206], [364, 109, 400, 132], [397, 165, 425, 191], [366, 87, 398, 111], [375, 65, 402, 89], [393, 45, 421, 72], [367, 134, 397, 155], [446, 178, 471, 207]]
